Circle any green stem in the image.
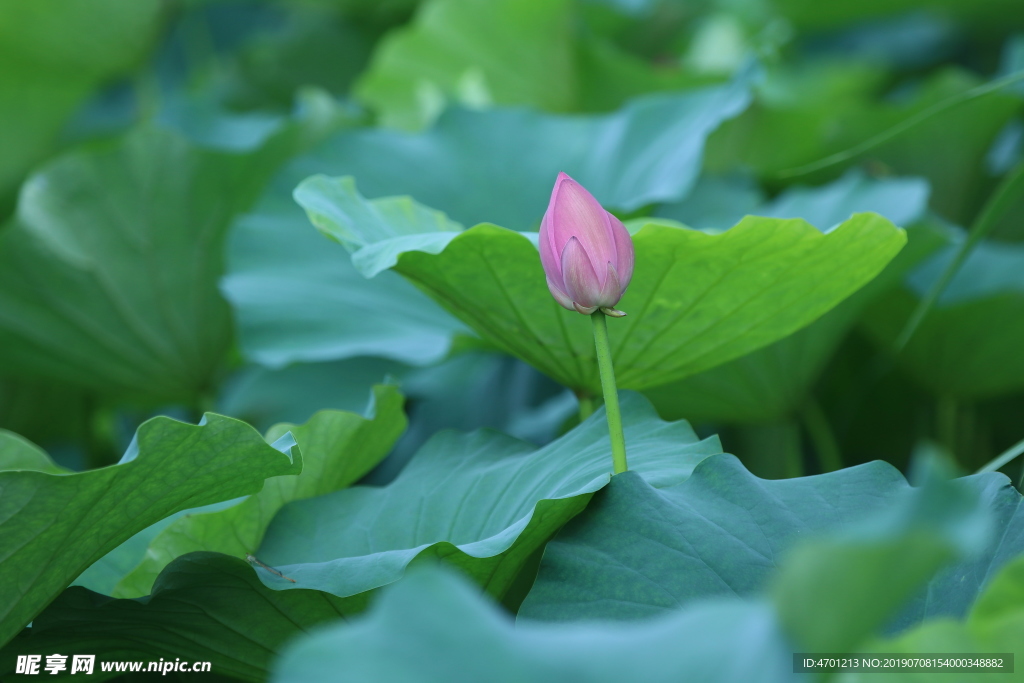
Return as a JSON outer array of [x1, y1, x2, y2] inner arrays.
[[799, 398, 843, 473], [976, 436, 1024, 474], [591, 311, 628, 474], [896, 160, 1024, 351], [775, 69, 1024, 179], [937, 395, 958, 460], [576, 392, 596, 422]]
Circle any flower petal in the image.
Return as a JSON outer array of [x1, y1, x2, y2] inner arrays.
[[549, 173, 616, 286], [573, 302, 598, 315], [545, 275, 576, 311], [607, 211, 634, 289], [560, 236, 601, 309], [538, 209, 561, 284], [595, 261, 624, 308]]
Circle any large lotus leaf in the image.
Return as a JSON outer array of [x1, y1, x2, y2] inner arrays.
[[523, 455, 1000, 654], [657, 169, 928, 233], [968, 554, 1024, 653], [774, 461, 998, 655], [216, 357, 409, 432], [708, 67, 1020, 226], [775, 0, 1024, 32], [297, 178, 906, 393], [253, 393, 722, 604], [226, 82, 749, 367], [0, 414, 302, 646], [354, 0, 702, 130], [270, 565, 795, 683], [519, 456, 1014, 627], [215, 351, 567, 480], [1, 554, 360, 683], [363, 351, 572, 485], [0, 0, 161, 212], [71, 500, 241, 600], [269, 456, 1003, 683], [841, 556, 1024, 683], [645, 171, 931, 423], [300, 80, 750, 230], [861, 232, 1024, 399], [224, 7, 378, 112], [221, 142, 468, 369], [110, 385, 405, 599], [0, 429, 65, 475], [0, 126, 288, 402], [356, 0, 576, 129]]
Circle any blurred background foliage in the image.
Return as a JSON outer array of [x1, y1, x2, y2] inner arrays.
[[1, 0, 1022, 486]]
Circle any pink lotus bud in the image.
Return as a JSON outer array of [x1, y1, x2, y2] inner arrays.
[[539, 172, 634, 316]]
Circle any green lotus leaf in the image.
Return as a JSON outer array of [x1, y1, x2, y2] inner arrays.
[[862, 232, 1024, 399], [354, 0, 705, 130], [297, 177, 907, 394], [0, 126, 290, 402], [708, 67, 1019, 225], [222, 159, 467, 369], [0, 0, 161, 211], [522, 453, 1002, 657], [2, 553, 358, 683], [0, 429, 67, 475], [253, 393, 721, 604], [16, 393, 718, 675], [0, 414, 302, 646], [837, 554, 1024, 682], [108, 385, 405, 598], [268, 451, 1005, 683], [776, 0, 1024, 32], [271, 565, 792, 683], [644, 170, 932, 424], [226, 80, 748, 368]]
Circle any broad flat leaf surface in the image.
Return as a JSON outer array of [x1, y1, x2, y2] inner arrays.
[[862, 233, 1024, 399], [0, 414, 301, 646], [1, 554, 360, 683], [299, 178, 906, 393], [301, 80, 750, 230], [520, 455, 1019, 636], [354, 0, 704, 130], [774, 460, 995, 654], [0, 127, 281, 401], [644, 171, 931, 422], [657, 169, 929, 233], [221, 144, 468, 369], [842, 556, 1024, 683], [0, 0, 160, 208], [254, 393, 722, 602], [72, 501, 240, 598], [271, 566, 797, 683], [356, 0, 577, 129], [216, 357, 409, 432], [112, 385, 406, 598], [776, 0, 1024, 32], [264, 456, 1001, 683], [227, 81, 748, 367], [0, 429, 66, 474], [708, 67, 1019, 225]]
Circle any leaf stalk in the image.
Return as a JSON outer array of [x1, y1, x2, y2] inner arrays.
[[591, 310, 628, 474], [896, 160, 1024, 350]]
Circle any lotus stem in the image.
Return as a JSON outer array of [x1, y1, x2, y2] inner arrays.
[[591, 310, 628, 473]]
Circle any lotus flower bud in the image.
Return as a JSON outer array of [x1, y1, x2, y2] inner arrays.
[[539, 172, 634, 316]]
